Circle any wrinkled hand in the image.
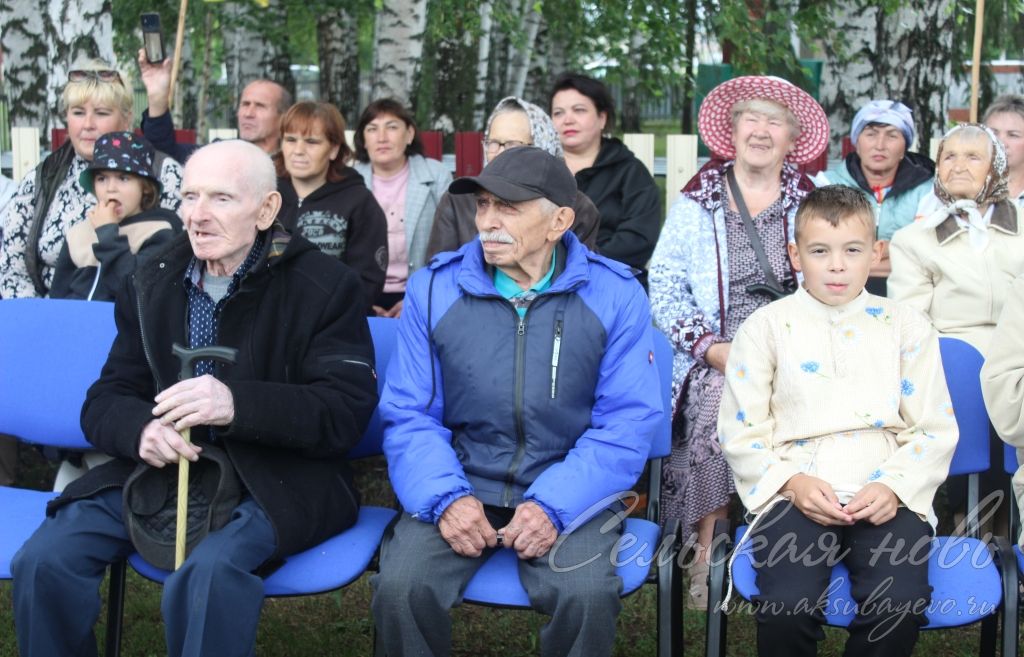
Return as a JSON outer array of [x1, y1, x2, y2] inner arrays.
[[138, 418, 202, 467], [88, 199, 119, 228], [500, 501, 558, 560], [136, 48, 173, 117], [845, 482, 898, 525], [781, 474, 853, 526], [438, 495, 497, 557], [152, 374, 235, 431], [705, 342, 731, 373]]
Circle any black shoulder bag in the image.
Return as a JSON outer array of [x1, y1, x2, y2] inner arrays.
[[725, 169, 795, 300]]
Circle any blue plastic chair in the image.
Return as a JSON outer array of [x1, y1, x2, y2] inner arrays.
[[117, 317, 399, 642], [706, 337, 1019, 657], [0, 298, 125, 657], [456, 328, 682, 657]]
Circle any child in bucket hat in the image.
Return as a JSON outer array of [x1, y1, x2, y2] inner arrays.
[[50, 131, 182, 300]]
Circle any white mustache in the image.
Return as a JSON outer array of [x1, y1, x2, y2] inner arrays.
[[479, 231, 514, 244]]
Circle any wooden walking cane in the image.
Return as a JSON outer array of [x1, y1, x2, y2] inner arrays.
[[167, 0, 189, 112], [170, 343, 238, 570]]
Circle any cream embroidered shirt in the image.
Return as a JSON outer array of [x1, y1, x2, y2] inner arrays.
[[718, 286, 959, 525]]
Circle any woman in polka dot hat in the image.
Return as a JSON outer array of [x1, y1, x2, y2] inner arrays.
[[50, 131, 182, 301], [647, 75, 829, 609]]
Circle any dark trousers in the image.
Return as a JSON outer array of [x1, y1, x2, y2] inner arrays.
[[372, 507, 624, 657], [0, 433, 16, 486], [11, 488, 276, 657], [750, 503, 932, 657]]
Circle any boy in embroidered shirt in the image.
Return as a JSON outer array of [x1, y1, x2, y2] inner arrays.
[[719, 185, 958, 657]]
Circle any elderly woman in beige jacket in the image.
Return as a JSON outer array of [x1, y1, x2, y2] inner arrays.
[[889, 124, 1024, 355], [981, 273, 1024, 545]]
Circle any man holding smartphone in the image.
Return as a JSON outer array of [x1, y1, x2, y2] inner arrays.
[[137, 49, 292, 160]]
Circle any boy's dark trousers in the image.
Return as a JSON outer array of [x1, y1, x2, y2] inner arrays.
[[750, 502, 932, 657]]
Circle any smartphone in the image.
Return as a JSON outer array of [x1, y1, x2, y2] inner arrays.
[[141, 13, 165, 64]]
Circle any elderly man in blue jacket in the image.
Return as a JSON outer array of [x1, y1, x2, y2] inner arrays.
[[372, 146, 663, 657]]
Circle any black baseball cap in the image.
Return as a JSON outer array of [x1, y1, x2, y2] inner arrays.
[[449, 146, 577, 208]]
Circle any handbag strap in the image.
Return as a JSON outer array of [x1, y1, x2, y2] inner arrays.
[[725, 168, 783, 293]]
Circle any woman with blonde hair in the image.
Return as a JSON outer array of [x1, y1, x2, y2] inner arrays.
[[0, 57, 182, 299]]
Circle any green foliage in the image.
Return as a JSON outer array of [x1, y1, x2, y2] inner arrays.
[[414, 0, 481, 131], [104, 0, 1024, 136], [708, 0, 834, 91]]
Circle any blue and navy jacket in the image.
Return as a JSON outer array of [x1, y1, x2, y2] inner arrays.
[[380, 230, 663, 533]]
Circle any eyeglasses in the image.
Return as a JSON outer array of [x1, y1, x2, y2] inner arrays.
[[482, 139, 532, 154], [68, 70, 124, 85]]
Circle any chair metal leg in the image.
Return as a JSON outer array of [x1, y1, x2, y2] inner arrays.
[[657, 518, 683, 657], [991, 537, 1020, 657], [981, 613, 998, 657], [968, 472, 981, 539], [1009, 484, 1021, 547], [104, 560, 126, 657], [705, 518, 732, 657]]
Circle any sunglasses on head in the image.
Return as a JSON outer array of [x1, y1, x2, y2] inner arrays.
[[68, 69, 123, 85]]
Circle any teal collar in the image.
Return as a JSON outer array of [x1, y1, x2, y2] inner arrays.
[[493, 249, 557, 300]]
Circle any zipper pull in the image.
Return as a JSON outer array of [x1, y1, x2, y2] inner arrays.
[[550, 321, 563, 399], [517, 316, 526, 336]]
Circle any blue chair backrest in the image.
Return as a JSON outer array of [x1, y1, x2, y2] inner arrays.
[[0, 299, 116, 449], [347, 317, 399, 459], [940, 337, 990, 476], [650, 328, 673, 460]]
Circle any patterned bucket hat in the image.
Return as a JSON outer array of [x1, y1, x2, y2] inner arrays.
[[698, 75, 830, 165], [80, 131, 163, 195]]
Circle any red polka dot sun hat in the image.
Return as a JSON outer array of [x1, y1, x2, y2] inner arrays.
[[698, 75, 830, 165]]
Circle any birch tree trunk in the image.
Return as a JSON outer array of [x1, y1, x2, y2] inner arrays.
[[620, 29, 647, 133], [819, 0, 956, 154], [1, 0, 49, 132], [371, 0, 428, 105], [259, 0, 295, 98], [507, 1, 543, 98], [43, 0, 114, 131], [472, 1, 493, 126], [502, 0, 524, 94], [318, 5, 361, 124], [1, 0, 112, 139], [222, 0, 293, 114], [196, 7, 214, 142], [522, 16, 549, 104], [223, 2, 266, 110], [488, 15, 509, 106]]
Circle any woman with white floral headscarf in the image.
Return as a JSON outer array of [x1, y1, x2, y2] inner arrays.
[[426, 96, 600, 258], [890, 123, 1024, 354]]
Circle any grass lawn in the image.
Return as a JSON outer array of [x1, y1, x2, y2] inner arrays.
[[2, 445, 1020, 655]]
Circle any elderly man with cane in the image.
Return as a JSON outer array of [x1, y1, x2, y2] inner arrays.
[[11, 140, 378, 657]]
